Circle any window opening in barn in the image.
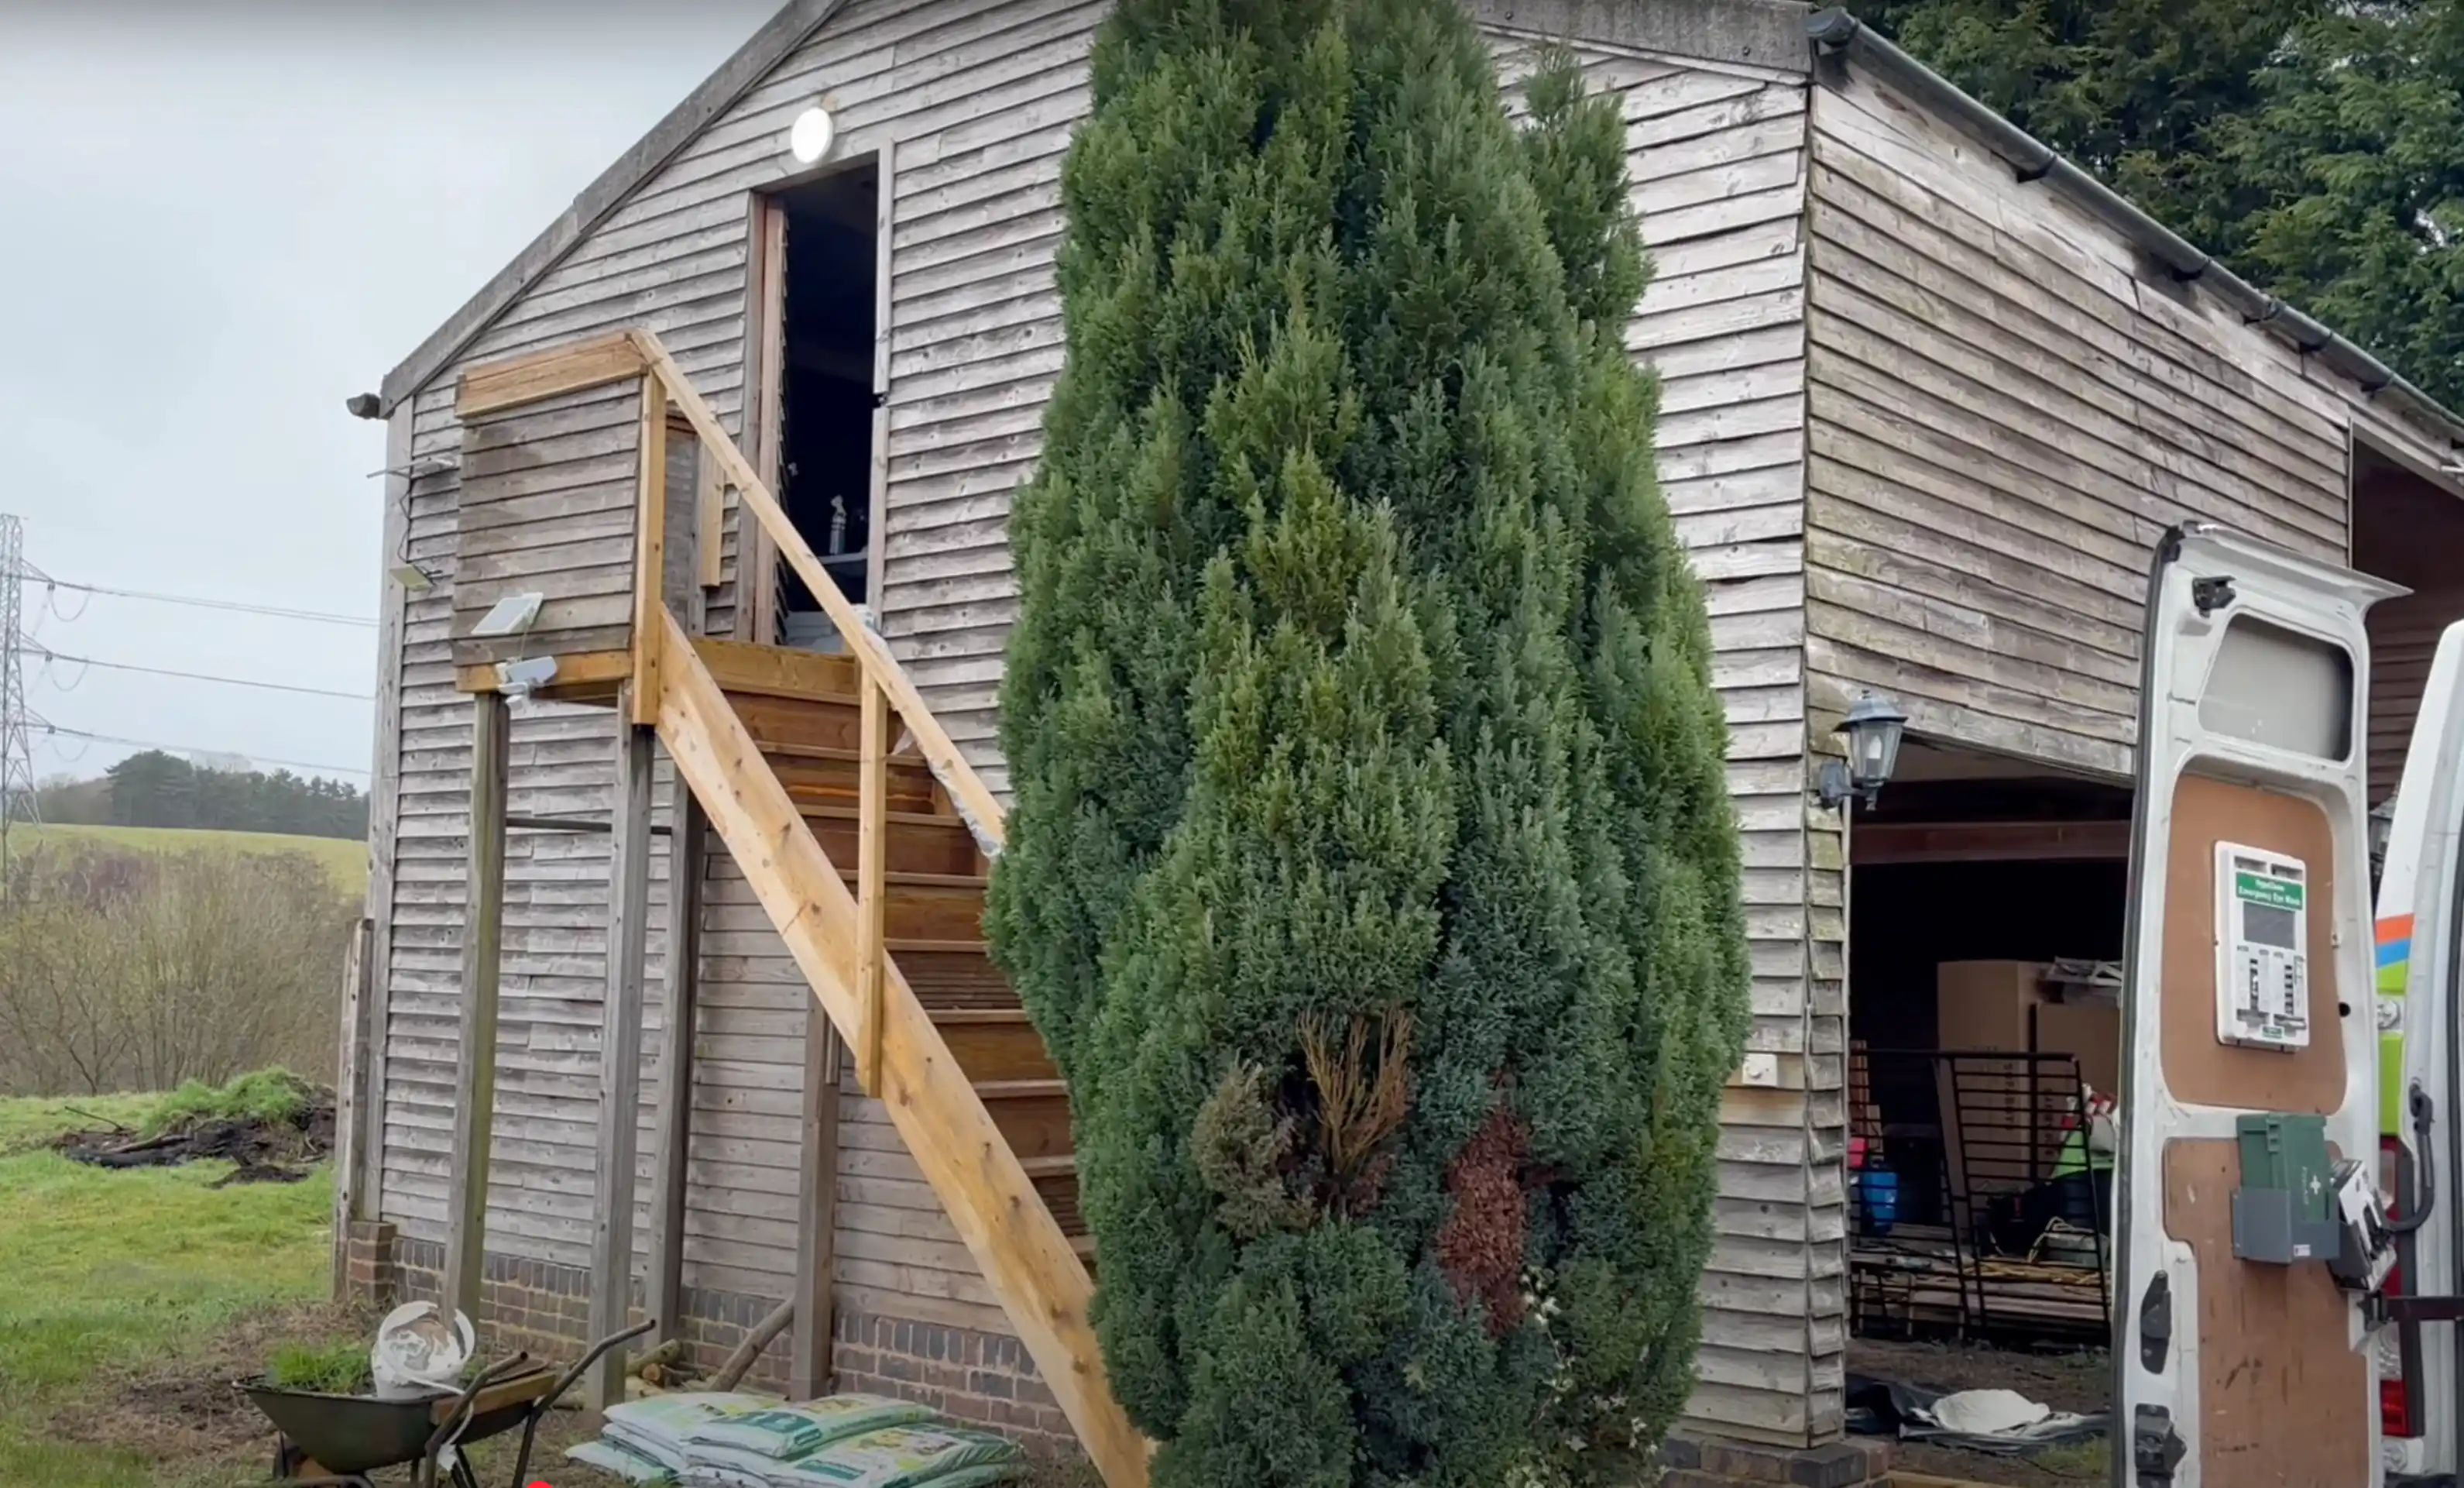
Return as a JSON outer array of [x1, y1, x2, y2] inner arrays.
[[773, 160, 880, 652]]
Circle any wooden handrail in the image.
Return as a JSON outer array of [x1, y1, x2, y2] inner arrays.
[[624, 329, 1008, 851]]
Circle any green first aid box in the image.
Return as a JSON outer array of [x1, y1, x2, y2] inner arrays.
[[2231, 1112, 2339, 1263]]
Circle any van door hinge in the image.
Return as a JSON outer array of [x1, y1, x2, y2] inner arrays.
[[2133, 1404, 2187, 1483], [2139, 1273, 2171, 1372]]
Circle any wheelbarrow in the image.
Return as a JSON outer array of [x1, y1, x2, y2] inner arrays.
[[239, 1318, 655, 1488]]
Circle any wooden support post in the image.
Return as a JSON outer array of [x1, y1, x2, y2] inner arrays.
[[330, 917, 373, 1299], [588, 701, 657, 1411], [648, 788, 705, 1349], [630, 378, 670, 727], [791, 1012, 842, 1400], [853, 679, 890, 1095], [444, 690, 510, 1329]]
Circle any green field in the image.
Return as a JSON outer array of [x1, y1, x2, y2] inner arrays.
[[0, 1096, 335, 1488], [13, 823, 365, 898]]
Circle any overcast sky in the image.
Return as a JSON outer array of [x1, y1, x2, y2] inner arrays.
[[0, 2, 777, 786]]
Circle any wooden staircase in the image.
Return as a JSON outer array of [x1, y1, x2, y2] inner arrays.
[[447, 329, 1141, 1486], [691, 636, 1090, 1259]]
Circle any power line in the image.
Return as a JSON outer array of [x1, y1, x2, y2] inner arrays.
[[8, 570, 378, 629], [31, 722, 369, 780], [24, 642, 372, 702]]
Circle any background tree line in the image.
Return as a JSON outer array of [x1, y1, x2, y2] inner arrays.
[[1847, 0, 2464, 407], [36, 751, 368, 840]]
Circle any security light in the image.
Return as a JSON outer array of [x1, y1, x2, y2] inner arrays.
[[789, 105, 836, 165], [1815, 692, 1908, 812]]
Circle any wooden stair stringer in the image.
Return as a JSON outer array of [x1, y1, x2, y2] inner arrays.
[[647, 609, 1146, 1486]]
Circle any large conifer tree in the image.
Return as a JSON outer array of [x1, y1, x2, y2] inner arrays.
[[988, 0, 1746, 1479]]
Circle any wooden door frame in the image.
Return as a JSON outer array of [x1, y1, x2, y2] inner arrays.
[[741, 193, 788, 644], [739, 148, 895, 646]]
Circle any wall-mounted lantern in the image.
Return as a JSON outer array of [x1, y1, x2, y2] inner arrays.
[[1816, 692, 1908, 813]]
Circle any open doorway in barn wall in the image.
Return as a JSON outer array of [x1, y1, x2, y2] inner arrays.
[[1841, 740, 2127, 1483], [749, 156, 886, 651]]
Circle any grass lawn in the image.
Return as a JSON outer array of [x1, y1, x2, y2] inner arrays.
[[0, 1097, 1096, 1488], [17, 823, 365, 899], [0, 1096, 338, 1487]]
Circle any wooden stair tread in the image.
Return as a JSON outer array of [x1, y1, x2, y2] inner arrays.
[[720, 682, 858, 706], [753, 739, 926, 773], [890, 937, 990, 956], [975, 1078, 1066, 1100], [798, 801, 964, 830], [931, 1007, 1031, 1026], [761, 741, 932, 767], [1019, 1153, 1077, 1177], [1071, 1232, 1096, 1259], [841, 868, 990, 891]]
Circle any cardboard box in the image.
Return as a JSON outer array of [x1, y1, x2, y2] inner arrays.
[[2033, 997, 2120, 1099], [1934, 960, 2052, 1053]]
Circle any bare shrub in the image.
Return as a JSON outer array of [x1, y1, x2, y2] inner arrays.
[[0, 844, 354, 1095]]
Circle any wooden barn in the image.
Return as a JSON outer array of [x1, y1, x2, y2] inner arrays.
[[334, 0, 2464, 1481]]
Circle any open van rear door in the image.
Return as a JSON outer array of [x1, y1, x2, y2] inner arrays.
[[2116, 524, 2404, 1486], [2379, 620, 2464, 1486]]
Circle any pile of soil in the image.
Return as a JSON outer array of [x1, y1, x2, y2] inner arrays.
[[55, 1086, 335, 1185]]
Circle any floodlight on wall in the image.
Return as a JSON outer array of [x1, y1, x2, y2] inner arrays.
[[789, 105, 836, 165], [1814, 692, 1908, 813]]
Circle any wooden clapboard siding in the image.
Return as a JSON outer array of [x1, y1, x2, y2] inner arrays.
[[1605, 47, 1824, 1448], [451, 380, 646, 666], [1799, 65, 2407, 782]]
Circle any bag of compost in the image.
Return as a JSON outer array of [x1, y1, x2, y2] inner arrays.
[[767, 1423, 1024, 1488], [601, 1390, 777, 1471], [685, 1396, 936, 1460], [566, 1436, 681, 1486]]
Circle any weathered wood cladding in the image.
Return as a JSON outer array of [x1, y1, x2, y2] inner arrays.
[[371, 0, 1825, 1444], [451, 380, 646, 667], [1803, 63, 2459, 781]]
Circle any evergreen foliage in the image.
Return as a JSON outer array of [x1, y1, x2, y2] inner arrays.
[[988, 0, 1746, 1481], [1846, 0, 2464, 407], [91, 751, 369, 840]]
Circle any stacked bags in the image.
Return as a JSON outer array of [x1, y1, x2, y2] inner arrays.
[[568, 1392, 1026, 1488], [572, 1390, 777, 1484]]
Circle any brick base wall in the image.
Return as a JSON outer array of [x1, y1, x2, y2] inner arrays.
[[1659, 1435, 1890, 1487], [372, 1235, 1075, 1455], [829, 1308, 1076, 1452], [340, 1220, 396, 1309], [391, 1236, 798, 1392]]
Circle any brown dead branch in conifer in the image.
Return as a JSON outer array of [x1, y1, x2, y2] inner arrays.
[[1299, 1006, 1412, 1216]]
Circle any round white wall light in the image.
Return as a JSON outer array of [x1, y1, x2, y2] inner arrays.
[[789, 105, 836, 165]]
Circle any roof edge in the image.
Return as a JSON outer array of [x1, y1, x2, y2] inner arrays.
[[377, 0, 848, 415], [1488, 0, 1811, 76], [1804, 7, 2464, 453]]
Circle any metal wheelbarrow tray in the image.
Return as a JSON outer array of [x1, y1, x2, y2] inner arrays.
[[238, 1318, 654, 1488]]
